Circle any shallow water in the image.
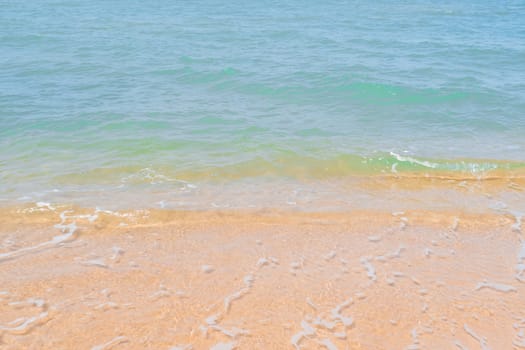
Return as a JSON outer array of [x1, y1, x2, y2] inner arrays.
[[0, 208, 524, 349], [2, 0, 525, 208]]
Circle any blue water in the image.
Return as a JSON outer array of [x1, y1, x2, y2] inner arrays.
[[1, 0, 525, 206]]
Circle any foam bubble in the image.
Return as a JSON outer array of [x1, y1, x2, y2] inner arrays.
[[256, 258, 269, 267], [390, 152, 438, 168], [306, 298, 318, 310], [515, 240, 525, 283], [291, 320, 316, 349], [360, 257, 377, 281], [510, 212, 523, 232], [454, 340, 468, 349], [0, 298, 50, 336], [323, 251, 336, 261], [452, 217, 460, 231], [406, 327, 420, 350], [94, 302, 119, 311], [388, 246, 405, 259], [111, 247, 124, 262], [319, 338, 338, 350], [223, 274, 255, 314], [313, 317, 336, 330], [169, 345, 192, 350], [464, 324, 491, 350], [91, 336, 128, 350], [81, 258, 108, 268], [0, 211, 78, 263], [0, 311, 50, 335], [334, 332, 346, 339], [210, 342, 236, 350], [149, 285, 171, 300], [475, 281, 517, 293], [331, 298, 354, 327], [201, 265, 214, 273]]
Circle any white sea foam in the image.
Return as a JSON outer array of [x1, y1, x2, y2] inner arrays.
[[454, 340, 468, 350], [81, 258, 108, 268], [421, 303, 428, 313], [290, 261, 301, 270], [291, 320, 316, 349], [111, 247, 124, 262], [399, 216, 408, 230], [224, 289, 247, 312], [511, 212, 523, 232], [169, 345, 192, 350], [202, 265, 215, 273], [514, 328, 525, 348], [149, 285, 171, 300], [391, 163, 398, 173], [36, 202, 55, 210], [406, 327, 420, 350], [255, 255, 277, 270], [319, 338, 338, 350], [224, 274, 254, 312], [210, 342, 236, 350], [355, 292, 366, 300], [334, 332, 346, 339], [475, 281, 517, 293], [323, 250, 336, 261], [515, 340, 525, 348], [213, 326, 248, 338], [0, 298, 50, 336], [0, 311, 50, 335], [411, 277, 421, 285], [360, 257, 377, 281], [331, 298, 353, 327], [464, 324, 491, 350], [452, 217, 460, 231], [256, 257, 269, 267], [313, 317, 335, 330], [91, 336, 128, 350], [388, 246, 405, 259], [306, 298, 318, 310], [94, 302, 119, 311], [516, 241, 525, 282], [514, 318, 525, 347], [8, 298, 45, 309], [0, 211, 78, 263], [390, 152, 439, 169], [202, 311, 249, 340], [16, 202, 56, 214]]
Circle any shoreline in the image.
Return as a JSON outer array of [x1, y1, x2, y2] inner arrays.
[[2, 170, 524, 215], [1, 206, 524, 349]]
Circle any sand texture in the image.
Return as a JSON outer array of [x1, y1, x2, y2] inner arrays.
[[1, 206, 524, 349]]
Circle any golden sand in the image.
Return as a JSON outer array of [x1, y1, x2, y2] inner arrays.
[[0, 206, 524, 349]]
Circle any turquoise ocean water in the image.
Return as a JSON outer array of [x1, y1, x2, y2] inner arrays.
[[1, 0, 525, 208]]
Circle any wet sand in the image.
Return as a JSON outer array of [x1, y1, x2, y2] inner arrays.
[[1, 206, 524, 349]]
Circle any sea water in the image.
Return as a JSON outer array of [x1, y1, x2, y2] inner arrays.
[[1, 0, 524, 209]]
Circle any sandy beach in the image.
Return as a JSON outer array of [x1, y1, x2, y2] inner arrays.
[[1, 206, 524, 349], [3, 0, 525, 348]]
